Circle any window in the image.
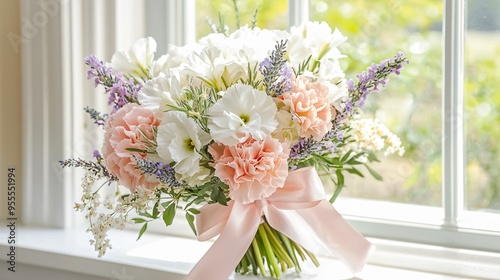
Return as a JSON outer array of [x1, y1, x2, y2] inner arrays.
[[20, 0, 500, 277]]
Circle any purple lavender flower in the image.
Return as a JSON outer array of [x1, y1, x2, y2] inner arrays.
[[336, 52, 409, 124], [259, 58, 272, 72], [133, 156, 185, 188], [84, 54, 140, 114], [93, 150, 102, 159], [260, 40, 291, 97]]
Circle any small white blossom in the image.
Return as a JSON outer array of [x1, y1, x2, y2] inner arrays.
[[341, 117, 405, 157]]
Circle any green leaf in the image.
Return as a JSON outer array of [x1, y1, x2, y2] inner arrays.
[[187, 208, 200, 215], [216, 190, 228, 206], [365, 164, 383, 180], [336, 169, 344, 188], [210, 187, 220, 203], [340, 150, 353, 164], [186, 212, 197, 235], [152, 201, 159, 219], [346, 158, 363, 165], [125, 147, 147, 153], [139, 212, 154, 219], [137, 222, 148, 241], [132, 218, 147, 224], [346, 167, 365, 177], [367, 152, 381, 162], [162, 202, 176, 226]]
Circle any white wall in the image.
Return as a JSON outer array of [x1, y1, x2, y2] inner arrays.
[[0, 0, 23, 222]]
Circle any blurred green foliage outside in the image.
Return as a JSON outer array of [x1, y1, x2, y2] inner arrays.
[[196, 0, 500, 211]]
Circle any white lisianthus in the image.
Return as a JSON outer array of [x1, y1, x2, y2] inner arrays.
[[156, 111, 211, 177], [184, 45, 247, 91], [208, 84, 278, 146], [109, 37, 157, 83], [150, 54, 168, 78], [137, 72, 184, 114], [178, 166, 212, 187], [272, 110, 301, 144], [288, 21, 347, 66], [227, 26, 288, 66]]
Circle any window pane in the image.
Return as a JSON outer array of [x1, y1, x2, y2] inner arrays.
[[310, 0, 443, 206], [196, 0, 288, 39], [465, 0, 500, 212]]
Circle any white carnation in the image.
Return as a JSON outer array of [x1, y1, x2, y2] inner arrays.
[[208, 84, 278, 146]]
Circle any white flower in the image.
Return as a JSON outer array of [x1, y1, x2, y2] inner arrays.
[[137, 72, 184, 114], [156, 111, 211, 177], [342, 117, 405, 156], [177, 166, 212, 187], [272, 110, 301, 144], [183, 45, 246, 91], [288, 21, 347, 66], [208, 84, 278, 146], [109, 37, 157, 82]]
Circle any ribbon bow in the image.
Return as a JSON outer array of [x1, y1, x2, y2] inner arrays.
[[185, 167, 373, 280]]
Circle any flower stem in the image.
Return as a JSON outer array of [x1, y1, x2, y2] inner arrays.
[[277, 231, 302, 273], [251, 234, 266, 276], [263, 222, 294, 268], [258, 224, 281, 278], [329, 183, 344, 203]]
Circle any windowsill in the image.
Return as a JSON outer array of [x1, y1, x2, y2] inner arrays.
[[1, 226, 499, 279]]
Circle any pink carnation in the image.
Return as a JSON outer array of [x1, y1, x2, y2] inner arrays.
[[102, 103, 160, 191], [209, 137, 289, 204], [280, 76, 334, 140]]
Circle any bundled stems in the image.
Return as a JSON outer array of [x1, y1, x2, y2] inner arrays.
[[235, 219, 319, 278]]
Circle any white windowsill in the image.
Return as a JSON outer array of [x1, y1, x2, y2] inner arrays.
[[1, 226, 499, 280]]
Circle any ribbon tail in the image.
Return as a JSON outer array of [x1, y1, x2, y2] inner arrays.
[[185, 202, 261, 280], [266, 200, 373, 274], [297, 200, 373, 273]]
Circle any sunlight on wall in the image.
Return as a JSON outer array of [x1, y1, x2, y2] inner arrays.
[[0, 0, 22, 221]]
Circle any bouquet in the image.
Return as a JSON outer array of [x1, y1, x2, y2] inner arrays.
[[61, 20, 407, 279]]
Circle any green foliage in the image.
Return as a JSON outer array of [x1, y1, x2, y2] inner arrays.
[[196, 0, 288, 38]]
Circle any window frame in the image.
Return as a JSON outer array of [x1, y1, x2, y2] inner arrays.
[[20, 0, 500, 273]]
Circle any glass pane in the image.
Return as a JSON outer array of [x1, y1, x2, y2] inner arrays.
[[196, 0, 288, 39], [465, 0, 500, 212], [310, 0, 443, 206]]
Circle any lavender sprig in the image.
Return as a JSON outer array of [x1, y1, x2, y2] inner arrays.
[[84, 54, 142, 114], [134, 157, 186, 188], [337, 51, 409, 124], [290, 52, 409, 166], [259, 40, 292, 97], [59, 157, 117, 182], [84, 106, 108, 127]]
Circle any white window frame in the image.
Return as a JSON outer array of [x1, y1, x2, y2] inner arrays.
[[18, 0, 500, 278]]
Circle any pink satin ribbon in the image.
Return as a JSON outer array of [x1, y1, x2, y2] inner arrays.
[[185, 167, 373, 280]]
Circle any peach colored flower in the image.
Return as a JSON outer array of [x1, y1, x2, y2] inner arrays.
[[102, 103, 160, 191], [280, 75, 334, 140], [209, 137, 289, 204]]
